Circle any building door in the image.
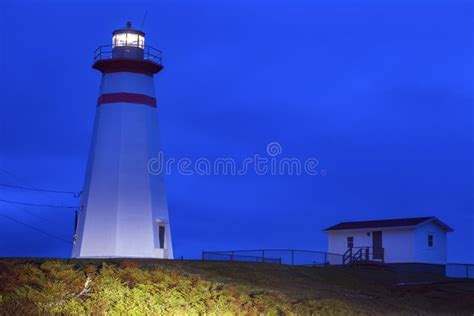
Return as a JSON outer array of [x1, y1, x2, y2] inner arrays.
[[372, 231, 383, 260]]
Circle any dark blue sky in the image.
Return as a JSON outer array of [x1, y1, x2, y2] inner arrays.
[[0, 0, 472, 262]]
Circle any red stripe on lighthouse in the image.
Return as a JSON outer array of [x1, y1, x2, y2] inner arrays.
[[97, 93, 157, 107]]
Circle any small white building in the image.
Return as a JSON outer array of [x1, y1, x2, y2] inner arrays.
[[323, 217, 453, 265]]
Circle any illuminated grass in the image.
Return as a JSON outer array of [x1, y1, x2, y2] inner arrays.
[[0, 259, 472, 315]]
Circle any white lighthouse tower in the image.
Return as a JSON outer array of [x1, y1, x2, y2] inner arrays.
[[72, 22, 173, 259]]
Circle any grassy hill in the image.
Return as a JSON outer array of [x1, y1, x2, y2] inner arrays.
[[0, 258, 473, 315]]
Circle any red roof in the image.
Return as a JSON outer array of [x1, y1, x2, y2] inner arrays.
[[323, 216, 453, 232]]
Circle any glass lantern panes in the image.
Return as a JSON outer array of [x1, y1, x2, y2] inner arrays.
[[112, 33, 145, 48]]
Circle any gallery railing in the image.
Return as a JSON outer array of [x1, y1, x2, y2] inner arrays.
[[93, 44, 163, 65], [202, 249, 344, 266]]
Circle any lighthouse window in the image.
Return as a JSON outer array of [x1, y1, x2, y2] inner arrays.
[[159, 225, 166, 249], [112, 33, 145, 49]]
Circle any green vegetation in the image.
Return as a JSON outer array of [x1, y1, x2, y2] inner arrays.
[[0, 259, 472, 315]]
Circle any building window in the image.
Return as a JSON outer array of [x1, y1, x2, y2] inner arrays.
[[347, 236, 354, 248], [428, 234, 433, 247], [159, 225, 166, 249]]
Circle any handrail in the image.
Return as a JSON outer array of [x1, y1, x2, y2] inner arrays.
[[353, 248, 363, 262], [342, 246, 385, 264], [343, 248, 353, 264]]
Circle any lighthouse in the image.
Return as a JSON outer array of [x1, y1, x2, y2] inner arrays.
[[72, 22, 173, 259]]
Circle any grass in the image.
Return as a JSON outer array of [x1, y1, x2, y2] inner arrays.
[[0, 258, 472, 315]]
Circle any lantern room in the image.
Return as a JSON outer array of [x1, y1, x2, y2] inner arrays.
[[93, 22, 163, 75], [111, 22, 145, 59]]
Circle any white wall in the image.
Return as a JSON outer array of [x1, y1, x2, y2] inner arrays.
[[327, 229, 372, 264], [414, 221, 447, 264], [382, 229, 415, 263], [328, 230, 371, 254], [327, 227, 416, 263], [72, 72, 173, 259]]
